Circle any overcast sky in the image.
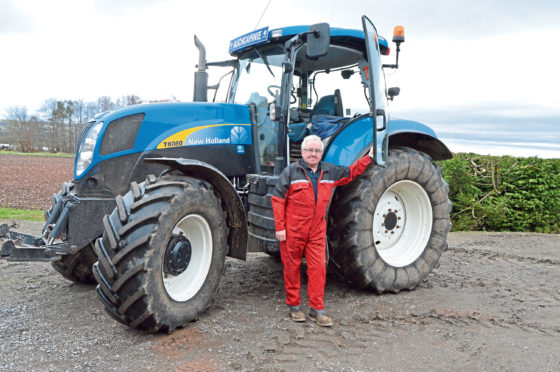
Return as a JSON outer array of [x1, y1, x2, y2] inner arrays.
[[1, 0, 559, 157]]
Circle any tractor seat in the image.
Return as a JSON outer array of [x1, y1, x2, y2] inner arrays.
[[308, 89, 348, 140], [310, 115, 348, 139], [311, 89, 344, 117]]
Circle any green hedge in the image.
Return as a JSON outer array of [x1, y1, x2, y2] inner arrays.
[[438, 154, 560, 233]]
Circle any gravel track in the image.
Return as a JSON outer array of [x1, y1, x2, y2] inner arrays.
[[1, 154, 559, 371], [1, 221, 558, 371]]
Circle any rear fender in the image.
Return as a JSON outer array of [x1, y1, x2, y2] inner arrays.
[[388, 118, 452, 161], [144, 157, 247, 260], [323, 116, 452, 165]]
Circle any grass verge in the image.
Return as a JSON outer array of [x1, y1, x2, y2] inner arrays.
[[0, 208, 44, 221], [0, 151, 73, 158]]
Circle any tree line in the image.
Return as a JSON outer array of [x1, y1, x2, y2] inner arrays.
[[0, 95, 170, 153]]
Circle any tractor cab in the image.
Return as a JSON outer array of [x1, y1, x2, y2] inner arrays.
[[198, 20, 399, 173]]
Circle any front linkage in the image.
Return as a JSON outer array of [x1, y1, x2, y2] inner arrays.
[[1, 182, 114, 263], [0, 226, 76, 261], [1, 185, 79, 261]]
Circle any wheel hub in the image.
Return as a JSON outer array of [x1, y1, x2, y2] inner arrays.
[[384, 211, 398, 230], [373, 195, 405, 247], [372, 180, 433, 267], [164, 234, 192, 276]]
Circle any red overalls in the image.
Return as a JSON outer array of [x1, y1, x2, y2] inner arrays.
[[271, 155, 372, 310]]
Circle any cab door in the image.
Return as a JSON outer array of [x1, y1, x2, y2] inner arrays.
[[362, 15, 389, 166]]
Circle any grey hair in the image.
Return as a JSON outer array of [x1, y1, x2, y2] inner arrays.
[[301, 135, 324, 151]]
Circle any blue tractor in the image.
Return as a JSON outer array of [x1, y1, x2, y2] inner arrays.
[[0, 16, 452, 332]]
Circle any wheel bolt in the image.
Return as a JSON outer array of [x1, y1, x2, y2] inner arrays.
[[398, 217, 401, 220], [385, 230, 388, 233], [381, 223, 385, 227], [391, 231, 394, 234]]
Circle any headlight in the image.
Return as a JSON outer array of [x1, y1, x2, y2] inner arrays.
[[76, 121, 103, 177]]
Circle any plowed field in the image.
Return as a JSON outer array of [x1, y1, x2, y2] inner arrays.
[[0, 154, 73, 210]]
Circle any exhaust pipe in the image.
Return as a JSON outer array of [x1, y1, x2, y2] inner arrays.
[[193, 35, 208, 102]]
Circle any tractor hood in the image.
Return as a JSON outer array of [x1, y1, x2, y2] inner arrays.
[[75, 102, 252, 179]]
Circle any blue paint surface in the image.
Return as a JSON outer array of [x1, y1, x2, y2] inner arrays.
[[230, 25, 388, 54], [323, 117, 443, 166], [75, 102, 251, 179]]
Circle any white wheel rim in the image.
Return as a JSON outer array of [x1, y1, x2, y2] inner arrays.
[[163, 214, 212, 302], [373, 180, 432, 267]]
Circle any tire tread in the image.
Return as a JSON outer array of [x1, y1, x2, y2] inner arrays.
[[328, 147, 452, 293], [93, 174, 228, 332]]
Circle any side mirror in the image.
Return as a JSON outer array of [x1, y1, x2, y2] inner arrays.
[[307, 23, 330, 59], [388, 87, 400, 101]]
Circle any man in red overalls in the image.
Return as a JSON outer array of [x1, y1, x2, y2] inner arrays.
[[271, 135, 373, 326]]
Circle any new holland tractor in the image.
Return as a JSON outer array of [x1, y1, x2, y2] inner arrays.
[[1, 16, 452, 332]]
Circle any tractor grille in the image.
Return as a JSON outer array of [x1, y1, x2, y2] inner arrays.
[[100, 113, 145, 156]]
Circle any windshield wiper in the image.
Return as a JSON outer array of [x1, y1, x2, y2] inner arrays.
[[252, 47, 275, 78]]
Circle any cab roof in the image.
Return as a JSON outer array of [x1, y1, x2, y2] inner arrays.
[[229, 25, 389, 57]]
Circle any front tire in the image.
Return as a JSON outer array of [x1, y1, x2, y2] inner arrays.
[[328, 147, 452, 292], [93, 175, 228, 332]]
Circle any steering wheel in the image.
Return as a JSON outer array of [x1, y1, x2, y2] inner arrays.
[[267, 85, 281, 99]]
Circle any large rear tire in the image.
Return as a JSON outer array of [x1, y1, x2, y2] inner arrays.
[[328, 147, 452, 292], [93, 175, 228, 332], [48, 183, 97, 284]]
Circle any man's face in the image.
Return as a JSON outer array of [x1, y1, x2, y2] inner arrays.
[[301, 140, 323, 168]]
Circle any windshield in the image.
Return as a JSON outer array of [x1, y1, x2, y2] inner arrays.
[[228, 49, 284, 105], [228, 47, 286, 167]]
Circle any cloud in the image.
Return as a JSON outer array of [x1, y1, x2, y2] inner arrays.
[[393, 102, 560, 145], [92, 0, 171, 16], [392, 101, 560, 158], [366, 0, 560, 38], [0, 0, 34, 33]]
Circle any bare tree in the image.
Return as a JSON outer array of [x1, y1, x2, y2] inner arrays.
[[97, 96, 116, 112], [63, 100, 75, 153], [86, 101, 98, 120], [116, 94, 142, 108], [149, 95, 177, 103], [4, 106, 39, 152], [126, 94, 142, 105], [3, 94, 151, 153], [40, 100, 74, 152]]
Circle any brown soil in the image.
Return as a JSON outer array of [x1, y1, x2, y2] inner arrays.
[[0, 154, 73, 210]]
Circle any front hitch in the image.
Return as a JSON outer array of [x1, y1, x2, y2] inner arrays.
[[0, 227, 77, 261], [0, 194, 79, 262]]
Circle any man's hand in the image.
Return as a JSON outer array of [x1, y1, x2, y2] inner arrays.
[[368, 146, 374, 158], [276, 230, 286, 241]]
